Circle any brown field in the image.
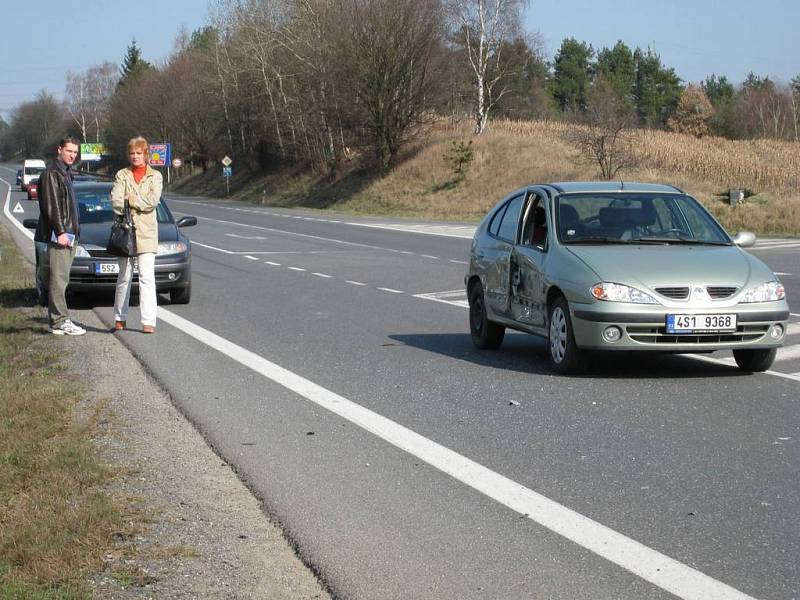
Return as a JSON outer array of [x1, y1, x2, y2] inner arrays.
[[171, 117, 800, 236]]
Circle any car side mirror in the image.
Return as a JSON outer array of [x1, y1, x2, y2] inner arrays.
[[732, 231, 756, 247], [22, 218, 38, 229], [176, 216, 197, 228]]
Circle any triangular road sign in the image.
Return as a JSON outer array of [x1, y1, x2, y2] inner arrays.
[[13, 202, 24, 214]]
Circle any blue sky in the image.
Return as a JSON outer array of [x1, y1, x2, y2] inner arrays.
[[1, 0, 798, 121]]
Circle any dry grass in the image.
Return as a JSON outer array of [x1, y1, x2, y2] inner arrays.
[[0, 229, 121, 599], [168, 116, 800, 235]]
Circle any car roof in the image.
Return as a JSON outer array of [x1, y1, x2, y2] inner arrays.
[[541, 181, 684, 194]]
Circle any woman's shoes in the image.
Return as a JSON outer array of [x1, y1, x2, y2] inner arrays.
[[115, 321, 126, 330], [142, 325, 155, 334]]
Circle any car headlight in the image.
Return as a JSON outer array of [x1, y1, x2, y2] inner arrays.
[[591, 282, 659, 304], [75, 245, 90, 258], [157, 241, 188, 255], [740, 281, 785, 303]]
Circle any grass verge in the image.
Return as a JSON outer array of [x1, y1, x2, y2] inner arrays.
[[0, 226, 121, 599]]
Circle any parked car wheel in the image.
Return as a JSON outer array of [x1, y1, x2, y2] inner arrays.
[[732, 348, 777, 372], [169, 280, 191, 304], [548, 297, 583, 374], [469, 281, 505, 349]]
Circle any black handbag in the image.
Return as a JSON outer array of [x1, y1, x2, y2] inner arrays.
[[106, 199, 137, 256]]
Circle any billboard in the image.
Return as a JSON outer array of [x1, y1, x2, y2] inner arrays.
[[149, 143, 171, 167], [80, 143, 107, 162]]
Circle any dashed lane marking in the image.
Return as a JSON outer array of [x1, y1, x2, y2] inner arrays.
[[377, 287, 404, 294]]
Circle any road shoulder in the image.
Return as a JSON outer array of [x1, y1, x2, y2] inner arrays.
[[67, 307, 330, 599]]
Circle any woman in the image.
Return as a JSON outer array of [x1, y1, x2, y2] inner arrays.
[[111, 136, 163, 333]]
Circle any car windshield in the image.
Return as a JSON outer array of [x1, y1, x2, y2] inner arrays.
[[555, 193, 731, 245], [77, 190, 170, 225]]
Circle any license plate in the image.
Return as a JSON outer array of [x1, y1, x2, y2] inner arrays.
[[666, 313, 737, 333], [95, 262, 119, 274]]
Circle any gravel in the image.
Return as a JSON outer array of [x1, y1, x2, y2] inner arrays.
[[64, 307, 332, 600]]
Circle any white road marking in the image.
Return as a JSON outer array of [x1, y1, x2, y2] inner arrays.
[[346, 280, 366, 286], [414, 289, 470, 308], [420, 254, 440, 259], [312, 272, 333, 278], [244, 255, 259, 261], [786, 322, 800, 335], [264, 261, 281, 266], [192, 241, 236, 254], [226, 233, 269, 240], [449, 259, 468, 265], [155, 307, 759, 600], [377, 287, 404, 294], [287, 267, 306, 272], [347, 221, 476, 239], [2, 182, 34, 240], [13, 202, 24, 213]]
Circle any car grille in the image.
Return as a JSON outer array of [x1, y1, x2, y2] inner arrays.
[[87, 249, 117, 259], [655, 287, 689, 299], [706, 286, 738, 299], [626, 323, 769, 345], [654, 286, 739, 300]]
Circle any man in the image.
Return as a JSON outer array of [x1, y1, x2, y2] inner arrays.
[[34, 137, 86, 335]]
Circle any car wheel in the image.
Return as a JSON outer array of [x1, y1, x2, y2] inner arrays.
[[169, 281, 191, 304], [732, 348, 777, 372], [548, 296, 584, 374], [468, 281, 505, 349]]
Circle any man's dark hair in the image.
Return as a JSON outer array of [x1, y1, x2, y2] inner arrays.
[[58, 136, 80, 148]]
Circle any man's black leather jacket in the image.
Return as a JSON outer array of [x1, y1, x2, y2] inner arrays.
[[34, 160, 79, 243]]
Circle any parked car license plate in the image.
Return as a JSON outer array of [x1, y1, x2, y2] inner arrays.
[[95, 262, 119, 274], [666, 313, 737, 333]]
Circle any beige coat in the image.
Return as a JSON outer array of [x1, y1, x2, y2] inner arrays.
[[111, 166, 163, 254]]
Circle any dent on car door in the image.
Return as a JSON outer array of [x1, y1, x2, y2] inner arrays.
[[485, 194, 525, 317], [510, 193, 548, 328]]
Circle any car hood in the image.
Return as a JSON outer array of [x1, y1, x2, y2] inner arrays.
[[564, 244, 773, 290], [78, 222, 180, 248]]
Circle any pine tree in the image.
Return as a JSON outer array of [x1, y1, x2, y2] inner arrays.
[[118, 40, 152, 88]]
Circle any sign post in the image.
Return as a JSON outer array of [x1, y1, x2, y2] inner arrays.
[[149, 143, 172, 184], [222, 156, 233, 196]]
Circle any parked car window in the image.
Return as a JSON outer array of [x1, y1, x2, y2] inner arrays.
[[77, 190, 170, 224], [495, 194, 524, 243]]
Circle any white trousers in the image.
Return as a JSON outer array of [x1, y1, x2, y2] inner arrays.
[[114, 252, 157, 326]]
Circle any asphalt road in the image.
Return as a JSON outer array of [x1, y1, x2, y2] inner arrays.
[[2, 163, 799, 600]]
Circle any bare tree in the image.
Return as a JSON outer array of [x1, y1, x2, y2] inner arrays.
[[570, 77, 638, 180], [332, 0, 443, 171], [445, 0, 528, 134], [65, 63, 118, 142]]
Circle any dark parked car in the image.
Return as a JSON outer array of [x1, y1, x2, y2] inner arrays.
[[24, 182, 196, 305], [466, 182, 788, 374]]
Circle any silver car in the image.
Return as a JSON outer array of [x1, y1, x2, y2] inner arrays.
[[465, 182, 789, 374]]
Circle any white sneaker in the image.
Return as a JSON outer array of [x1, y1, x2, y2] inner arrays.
[[50, 319, 87, 336]]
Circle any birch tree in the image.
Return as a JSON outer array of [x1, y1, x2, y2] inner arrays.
[[446, 0, 528, 134]]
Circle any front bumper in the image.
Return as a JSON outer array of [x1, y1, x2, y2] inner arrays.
[[65, 254, 191, 292], [570, 302, 789, 351]]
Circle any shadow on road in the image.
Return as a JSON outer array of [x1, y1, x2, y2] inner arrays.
[[389, 332, 748, 379]]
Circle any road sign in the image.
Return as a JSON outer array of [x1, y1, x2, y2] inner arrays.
[[172, 158, 183, 168], [149, 143, 171, 167], [80, 143, 107, 162], [221, 155, 232, 167], [223, 166, 232, 177]]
